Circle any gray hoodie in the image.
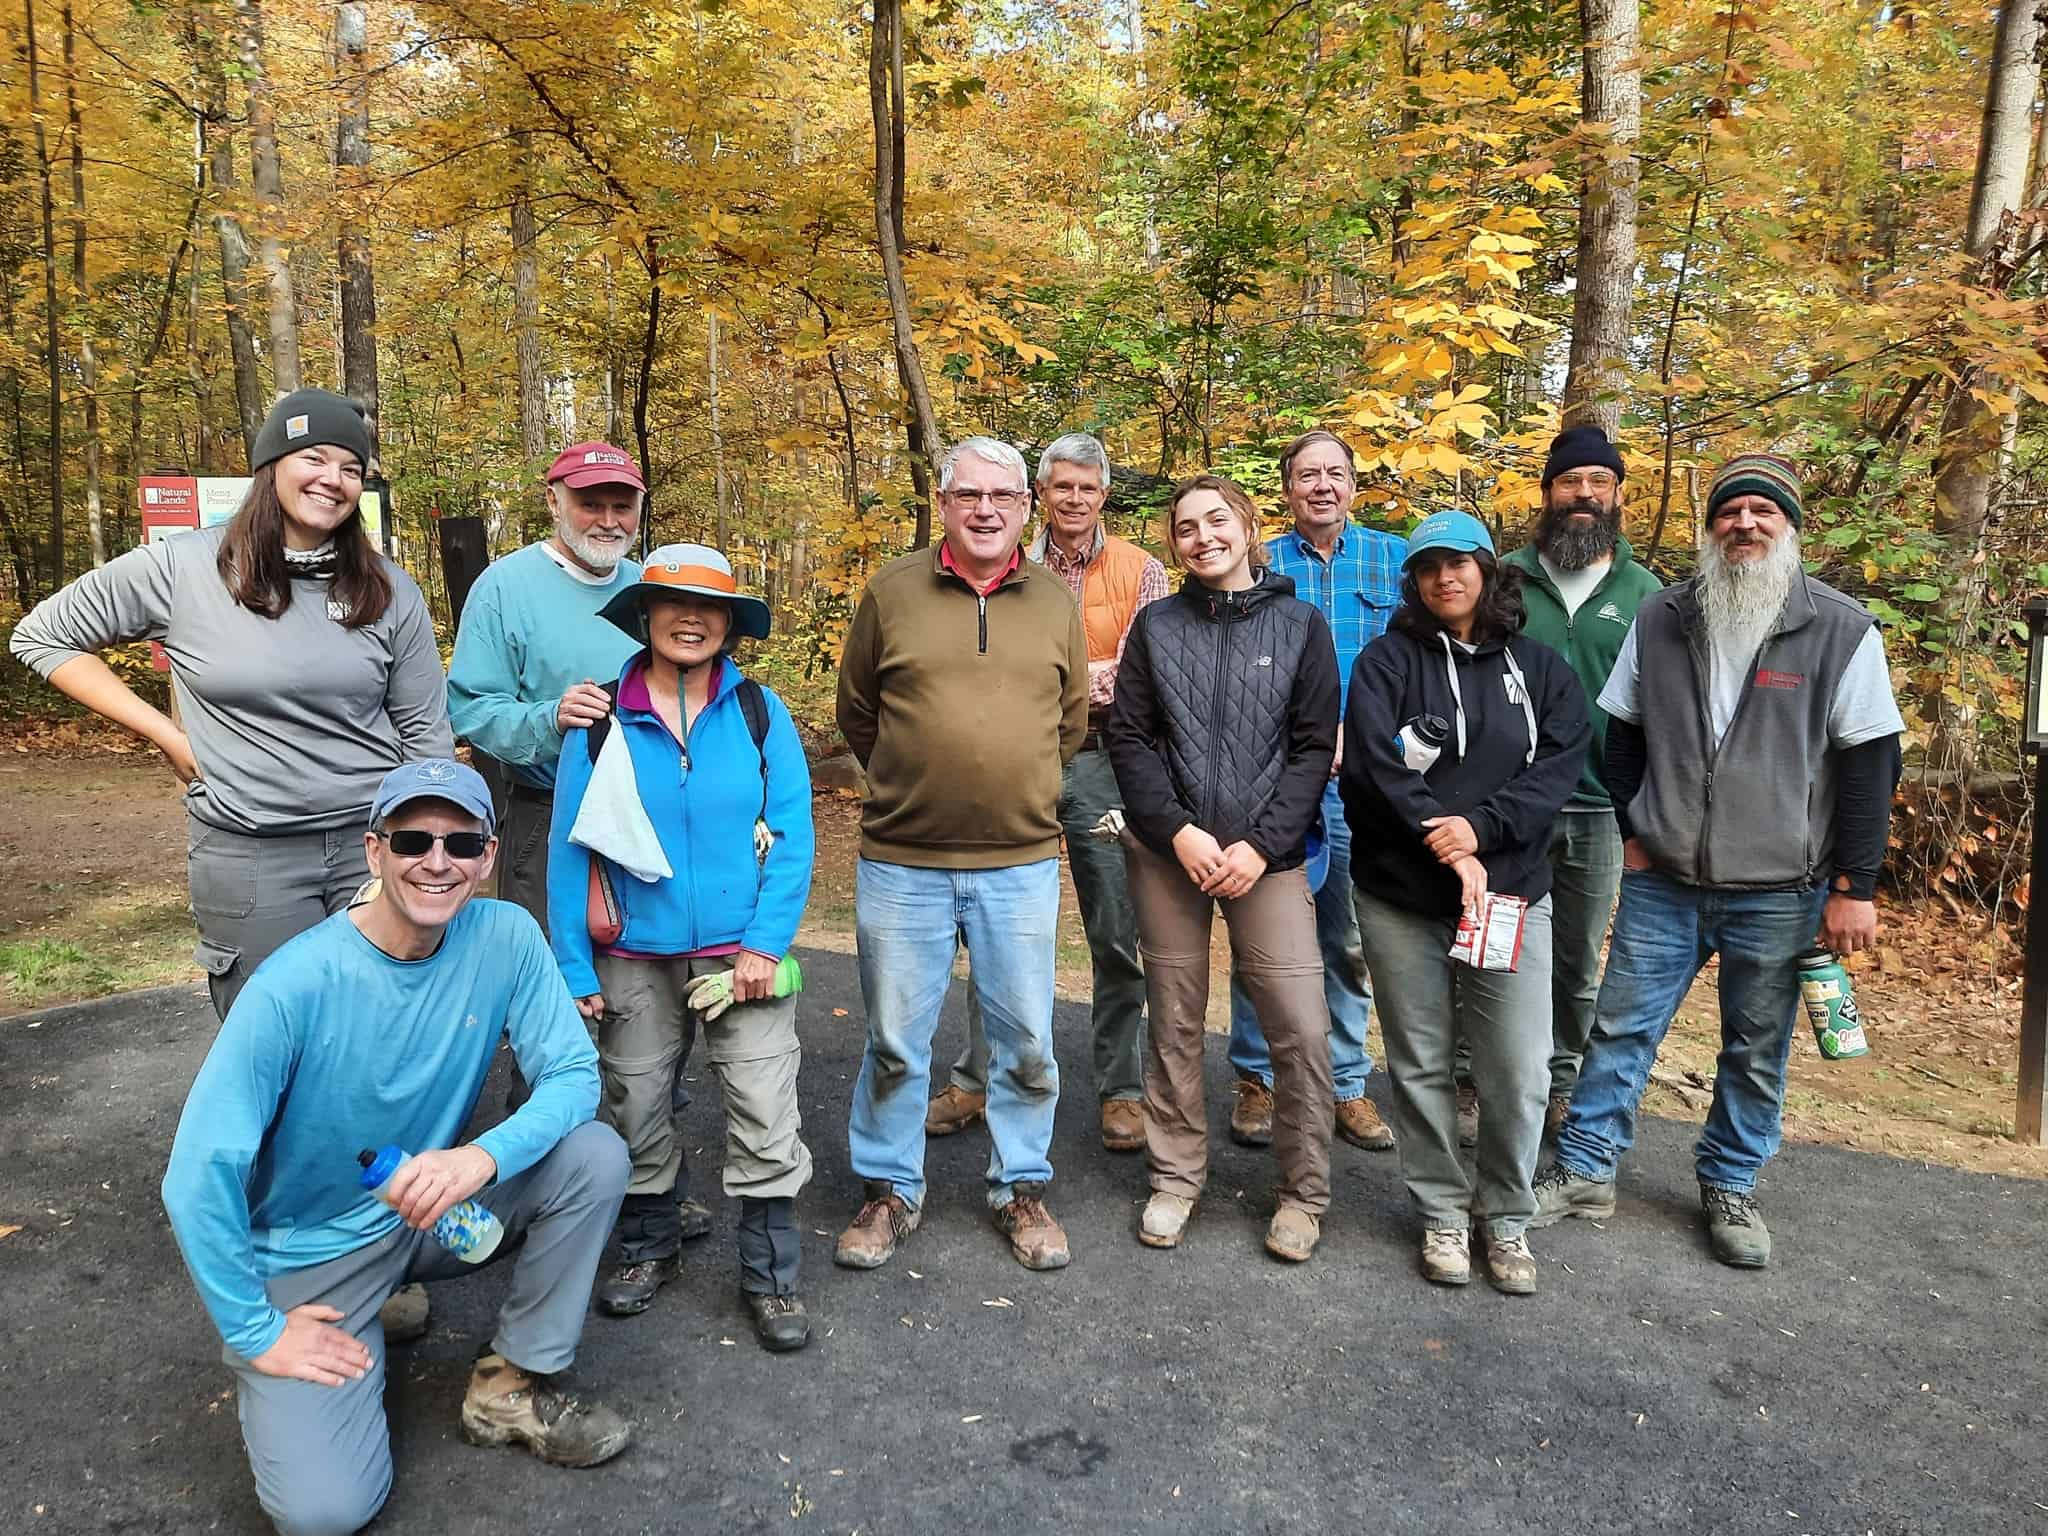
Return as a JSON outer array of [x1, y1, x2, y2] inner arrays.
[[10, 524, 452, 834]]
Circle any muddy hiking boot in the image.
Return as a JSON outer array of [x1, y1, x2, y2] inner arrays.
[[1700, 1183, 1772, 1268], [1529, 1163, 1616, 1227], [1230, 1080, 1275, 1147], [1543, 1094, 1572, 1140], [379, 1282, 430, 1345], [461, 1353, 632, 1468], [1484, 1232, 1538, 1296], [924, 1085, 986, 1137], [1335, 1096, 1396, 1151], [595, 1253, 682, 1317], [745, 1293, 812, 1353], [994, 1182, 1071, 1270], [1139, 1191, 1195, 1249], [1100, 1098, 1145, 1153], [1264, 1205, 1321, 1263], [834, 1184, 919, 1269], [677, 1200, 714, 1242]]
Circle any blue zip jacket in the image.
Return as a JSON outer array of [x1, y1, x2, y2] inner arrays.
[[547, 656, 816, 999]]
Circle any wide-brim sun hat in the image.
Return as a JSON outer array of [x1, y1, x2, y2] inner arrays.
[[597, 542, 772, 642], [1403, 509, 1496, 570]]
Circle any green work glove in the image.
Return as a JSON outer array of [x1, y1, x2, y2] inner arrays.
[[684, 954, 804, 1021]]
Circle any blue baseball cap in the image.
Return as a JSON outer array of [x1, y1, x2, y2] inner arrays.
[[1403, 510, 1496, 570], [371, 759, 496, 836]]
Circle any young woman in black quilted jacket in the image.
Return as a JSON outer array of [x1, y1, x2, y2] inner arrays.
[[1105, 474, 1341, 1263]]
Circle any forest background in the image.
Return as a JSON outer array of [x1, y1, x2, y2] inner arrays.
[[0, 0, 2043, 926]]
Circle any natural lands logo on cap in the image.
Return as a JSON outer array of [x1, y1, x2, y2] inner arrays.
[[286, 414, 310, 439], [584, 448, 628, 466]]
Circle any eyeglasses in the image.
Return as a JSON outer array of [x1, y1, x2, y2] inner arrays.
[[943, 488, 1028, 510], [1551, 472, 1619, 494], [380, 829, 491, 859]]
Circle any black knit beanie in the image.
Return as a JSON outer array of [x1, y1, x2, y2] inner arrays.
[[250, 388, 371, 473], [1541, 425, 1626, 488]]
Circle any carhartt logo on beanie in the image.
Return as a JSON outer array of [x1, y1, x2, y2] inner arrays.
[[251, 388, 370, 473], [1542, 425, 1626, 488], [1707, 453, 1804, 528]]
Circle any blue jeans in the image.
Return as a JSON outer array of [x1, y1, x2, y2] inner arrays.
[[1228, 780, 1374, 1099], [1553, 869, 1827, 1193], [849, 857, 1061, 1211]]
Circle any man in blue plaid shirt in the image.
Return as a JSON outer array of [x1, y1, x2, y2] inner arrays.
[[1227, 430, 1404, 1154]]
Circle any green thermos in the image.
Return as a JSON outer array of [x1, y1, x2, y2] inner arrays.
[[1796, 949, 1869, 1060]]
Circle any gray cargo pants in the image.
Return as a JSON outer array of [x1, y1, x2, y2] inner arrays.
[[225, 1120, 627, 1536]]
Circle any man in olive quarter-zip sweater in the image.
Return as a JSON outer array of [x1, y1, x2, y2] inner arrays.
[[1480, 427, 1661, 1133], [834, 436, 1089, 1277]]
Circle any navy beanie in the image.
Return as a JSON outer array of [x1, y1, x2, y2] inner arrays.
[[1541, 425, 1626, 488], [250, 388, 371, 474]]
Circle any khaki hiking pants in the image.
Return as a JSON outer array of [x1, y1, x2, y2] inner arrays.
[[1124, 841, 1334, 1215]]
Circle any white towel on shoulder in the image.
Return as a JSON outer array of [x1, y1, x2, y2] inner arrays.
[[567, 725, 673, 883]]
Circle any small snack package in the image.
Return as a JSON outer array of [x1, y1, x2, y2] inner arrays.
[[1448, 892, 1529, 972]]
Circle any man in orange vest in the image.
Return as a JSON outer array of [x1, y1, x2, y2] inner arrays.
[[925, 433, 1169, 1153]]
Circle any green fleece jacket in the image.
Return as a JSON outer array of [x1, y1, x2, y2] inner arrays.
[[1503, 536, 1661, 809], [836, 544, 1087, 868]]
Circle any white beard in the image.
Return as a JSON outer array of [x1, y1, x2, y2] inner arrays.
[[557, 521, 631, 573], [1698, 526, 1800, 662]]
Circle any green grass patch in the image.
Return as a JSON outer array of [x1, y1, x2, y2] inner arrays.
[[0, 939, 122, 1001]]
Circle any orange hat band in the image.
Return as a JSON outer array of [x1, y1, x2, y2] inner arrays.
[[642, 563, 737, 594]]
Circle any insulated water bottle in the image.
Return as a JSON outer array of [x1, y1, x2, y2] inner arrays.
[[357, 1145, 504, 1262]]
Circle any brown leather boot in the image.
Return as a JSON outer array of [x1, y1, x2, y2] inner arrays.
[[1100, 1098, 1144, 1153], [924, 1084, 987, 1137], [460, 1354, 632, 1468], [833, 1183, 919, 1269], [1229, 1079, 1274, 1147], [993, 1182, 1071, 1270], [1335, 1095, 1396, 1150]]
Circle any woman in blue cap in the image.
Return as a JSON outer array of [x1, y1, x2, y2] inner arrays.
[[9, 387, 451, 1021], [1338, 509, 1589, 1294], [545, 543, 818, 1350]]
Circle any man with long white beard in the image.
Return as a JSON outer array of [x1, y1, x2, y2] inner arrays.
[[1529, 455, 1903, 1268]]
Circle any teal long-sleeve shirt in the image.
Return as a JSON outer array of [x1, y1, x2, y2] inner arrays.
[[160, 900, 599, 1361], [447, 543, 643, 789]]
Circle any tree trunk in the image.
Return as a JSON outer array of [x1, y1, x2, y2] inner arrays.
[[332, 1, 380, 464], [1560, 0, 1641, 436], [511, 129, 546, 466], [708, 309, 730, 547], [870, 0, 943, 547], [238, 0, 301, 396], [61, 1, 103, 566], [191, 8, 264, 459], [25, 0, 64, 588], [632, 237, 661, 510], [1931, 0, 2043, 550], [130, 194, 198, 518]]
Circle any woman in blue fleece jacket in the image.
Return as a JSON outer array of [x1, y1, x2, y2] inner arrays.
[[546, 543, 817, 1351], [1339, 511, 1588, 1299]]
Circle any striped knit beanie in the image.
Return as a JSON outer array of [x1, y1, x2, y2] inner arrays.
[[1707, 453, 1803, 528]]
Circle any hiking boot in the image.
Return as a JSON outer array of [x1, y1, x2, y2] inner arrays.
[[595, 1253, 682, 1317], [1138, 1191, 1195, 1249], [745, 1292, 812, 1352], [834, 1184, 919, 1269], [994, 1183, 1071, 1270], [1529, 1162, 1617, 1228], [1335, 1095, 1396, 1150], [379, 1282, 430, 1345], [1455, 1081, 1480, 1148], [1101, 1098, 1145, 1153], [460, 1353, 632, 1468], [678, 1199, 713, 1242], [1421, 1227, 1471, 1286], [1264, 1205, 1320, 1263], [1700, 1183, 1772, 1268], [1543, 1094, 1572, 1139], [1484, 1232, 1538, 1295], [924, 1085, 986, 1137], [1230, 1079, 1275, 1147]]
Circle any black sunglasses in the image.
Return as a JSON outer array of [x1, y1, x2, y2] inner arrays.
[[379, 829, 491, 859]]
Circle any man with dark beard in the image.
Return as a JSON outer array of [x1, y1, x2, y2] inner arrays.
[[1530, 454, 1903, 1269], [1460, 427, 1661, 1142]]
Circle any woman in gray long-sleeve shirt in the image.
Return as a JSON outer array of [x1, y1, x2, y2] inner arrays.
[[10, 388, 453, 1019]]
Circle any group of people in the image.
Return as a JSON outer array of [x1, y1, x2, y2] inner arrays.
[[8, 387, 1904, 1535]]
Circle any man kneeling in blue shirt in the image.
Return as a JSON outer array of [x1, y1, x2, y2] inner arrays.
[[162, 759, 632, 1536]]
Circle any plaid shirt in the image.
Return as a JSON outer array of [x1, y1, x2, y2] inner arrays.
[[1030, 525, 1170, 709], [1265, 521, 1404, 705]]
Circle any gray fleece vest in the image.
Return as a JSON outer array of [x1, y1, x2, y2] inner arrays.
[[1629, 574, 1876, 890]]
